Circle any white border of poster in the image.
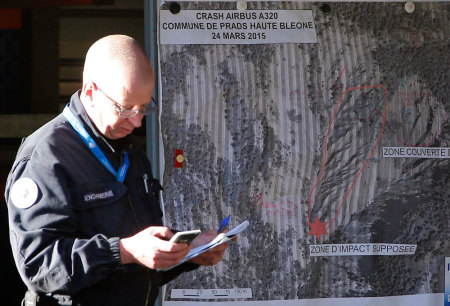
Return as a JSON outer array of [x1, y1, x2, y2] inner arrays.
[[162, 0, 445, 2], [163, 293, 442, 306]]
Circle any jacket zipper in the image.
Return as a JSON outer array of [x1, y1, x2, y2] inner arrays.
[[126, 193, 154, 305], [126, 193, 140, 230], [144, 270, 152, 306], [126, 145, 154, 305]]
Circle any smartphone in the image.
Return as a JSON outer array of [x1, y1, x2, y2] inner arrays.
[[169, 229, 201, 244]]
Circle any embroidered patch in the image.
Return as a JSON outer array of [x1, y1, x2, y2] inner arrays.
[[84, 189, 114, 202], [10, 177, 39, 209]]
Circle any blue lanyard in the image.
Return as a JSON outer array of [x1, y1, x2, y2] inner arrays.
[[63, 105, 129, 182]]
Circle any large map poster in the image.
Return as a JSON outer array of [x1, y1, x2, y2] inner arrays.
[[157, 1, 449, 305]]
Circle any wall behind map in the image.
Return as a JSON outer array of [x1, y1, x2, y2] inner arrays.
[[158, 1, 450, 303]]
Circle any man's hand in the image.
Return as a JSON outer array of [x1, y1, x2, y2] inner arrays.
[[188, 230, 236, 266], [119, 226, 191, 269]]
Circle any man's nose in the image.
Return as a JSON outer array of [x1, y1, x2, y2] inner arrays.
[[128, 113, 143, 128]]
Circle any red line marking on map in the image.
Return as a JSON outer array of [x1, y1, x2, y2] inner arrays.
[[389, 110, 447, 147], [307, 72, 389, 239]]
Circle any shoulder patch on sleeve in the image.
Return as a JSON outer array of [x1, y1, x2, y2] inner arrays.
[[10, 177, 39, 209]]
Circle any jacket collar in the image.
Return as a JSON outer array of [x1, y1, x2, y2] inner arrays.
[[67, 90, 131, 155]]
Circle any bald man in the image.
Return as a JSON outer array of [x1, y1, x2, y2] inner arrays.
[[4, 35, 229, 306]]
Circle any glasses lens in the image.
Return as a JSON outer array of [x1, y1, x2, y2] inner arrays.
[[111, 97, 158, 118], [118, 109, 140, 118]]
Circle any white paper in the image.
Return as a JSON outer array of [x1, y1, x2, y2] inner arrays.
[[161, 220, 249, 271], [160, 10, 317, 45]]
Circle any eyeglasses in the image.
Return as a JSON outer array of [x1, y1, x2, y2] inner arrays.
[[94, 82, 158, 118]]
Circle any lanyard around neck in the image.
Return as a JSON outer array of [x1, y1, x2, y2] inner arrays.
[[63, 105, 129, 182]]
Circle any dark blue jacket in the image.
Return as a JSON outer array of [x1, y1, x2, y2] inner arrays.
[[5, 91, 197, 305]]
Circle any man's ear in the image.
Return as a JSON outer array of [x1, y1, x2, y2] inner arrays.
[[82, 82, 96, 106]]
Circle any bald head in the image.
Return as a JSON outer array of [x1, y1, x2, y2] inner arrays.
[[83, 34, 154, 100], [80, 35, 155, 139]]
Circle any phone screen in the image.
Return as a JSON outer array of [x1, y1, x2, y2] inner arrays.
[[169, 230, 201, 244]]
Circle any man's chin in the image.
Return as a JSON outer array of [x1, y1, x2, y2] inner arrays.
[[117, 128, 133, 138], [105, 132, 127, 140]]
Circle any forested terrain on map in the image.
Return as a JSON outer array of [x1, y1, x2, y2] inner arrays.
[[158, 1, 450, 301]]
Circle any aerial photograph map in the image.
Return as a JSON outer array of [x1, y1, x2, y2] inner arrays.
[[157, 1, 449, 303]]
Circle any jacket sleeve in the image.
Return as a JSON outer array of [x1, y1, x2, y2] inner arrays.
[[5, 153, 122, 295], [159, 262, 200, 286]]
